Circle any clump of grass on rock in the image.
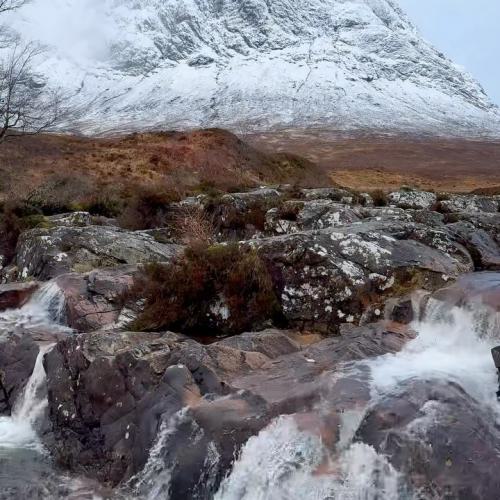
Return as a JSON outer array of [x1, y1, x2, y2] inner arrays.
[[130, 243, 282, 336]]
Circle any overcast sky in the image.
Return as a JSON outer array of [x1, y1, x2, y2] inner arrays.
[[399, 0, 500, 105]]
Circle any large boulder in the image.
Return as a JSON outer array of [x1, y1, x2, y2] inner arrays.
[[251, 220, 473, 333], [300, 187, 352, 202], [439, 195, 499, 214], [265, 199, 361, 234], [43, 321, 414, 491], [446, 222, 500, 270], [16, 225, 183, 280], [388, 189, 437, 210], [43, 330, 288, 485]]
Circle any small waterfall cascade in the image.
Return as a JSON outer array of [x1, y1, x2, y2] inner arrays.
[[214, 416, 401, 500], [13, 343, 54, 425], [130, 409, 191, 500], [0, 281, 68, 334], [368, 295, 500, 412], [0, 344, 53, 451]]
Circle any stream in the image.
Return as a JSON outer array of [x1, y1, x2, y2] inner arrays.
[[0, 274, 499, 499]]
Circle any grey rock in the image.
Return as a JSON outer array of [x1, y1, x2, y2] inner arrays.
[[16, 225, 183, 280], [440, 195, 499, 214], [55, 266, 138, 332], [446, 221, 500, 270], [388, 190, 437, 210], [252, 220, 473, 332], [47, 212, 93, 227], [266, 199, 361, 234], [221, 188, 282, 210], [300, 188, 352, 202]]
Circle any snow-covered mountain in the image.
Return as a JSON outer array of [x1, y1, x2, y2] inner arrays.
[[7, 0, 500, 136]]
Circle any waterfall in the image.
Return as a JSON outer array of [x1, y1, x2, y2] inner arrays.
[[0, 344, 53, 451], [212, 281, 500, 500], [130, 409, 191, 500], [368, 297, 500, 413], [0, 281, 68, 334], [13, 343, 54, 424], [214, 416, 402, 500]]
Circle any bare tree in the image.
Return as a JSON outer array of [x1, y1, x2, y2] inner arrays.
[[0, 1, 66, 143], [0, 40, 63, 143], [0, 1, 27, 14]]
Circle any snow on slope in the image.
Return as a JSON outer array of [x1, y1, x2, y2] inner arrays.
[[6, 0, 500, 136]]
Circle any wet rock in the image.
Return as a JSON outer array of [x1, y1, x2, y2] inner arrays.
[[231, 322, 416, 413], [55, 266, 138, 332], [43, 321, 414, 489], [357, 379, 500, 500], [44, 331, 193, 484], [266, 200, 361, 234], [0, 334, 39, 415], [215, 329, 300, 359], [385, 296, 415, 324], [43, 329, 297, 485], [388, 189, 437, 210], [431, 272, 500, 312], [0, 282, 39, 311], [16, 225, 183, 280]]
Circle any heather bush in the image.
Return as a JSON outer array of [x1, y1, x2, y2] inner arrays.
[[130, 244, 281, 336]]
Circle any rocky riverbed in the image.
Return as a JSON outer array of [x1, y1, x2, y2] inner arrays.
[[0, 186, 499, 499]]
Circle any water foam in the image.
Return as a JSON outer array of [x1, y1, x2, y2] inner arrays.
[[368, 298, 500, 414], [214, 416, 401, 500]]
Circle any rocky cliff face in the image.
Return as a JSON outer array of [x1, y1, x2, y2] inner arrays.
[[8, 0, 500, 135]]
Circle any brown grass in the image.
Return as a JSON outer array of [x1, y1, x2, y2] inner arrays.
[[246, 129, 500, 192], [0, 129, 330, 205]]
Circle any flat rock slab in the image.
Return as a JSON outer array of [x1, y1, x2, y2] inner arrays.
[[16, 225, 184, 280]]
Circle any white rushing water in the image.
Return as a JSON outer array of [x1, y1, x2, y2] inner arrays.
[[131, 409, 190, 500], [214, 416, 401, 500], [0, 344, 53, 451], [369, 298, 500, 415], [0, 281, 67, 335]]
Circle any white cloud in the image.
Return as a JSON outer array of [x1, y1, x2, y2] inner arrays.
[[6, 0, 119, 62]]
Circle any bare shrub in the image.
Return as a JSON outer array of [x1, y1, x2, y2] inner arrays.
[[173, 205, 216, 246]]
